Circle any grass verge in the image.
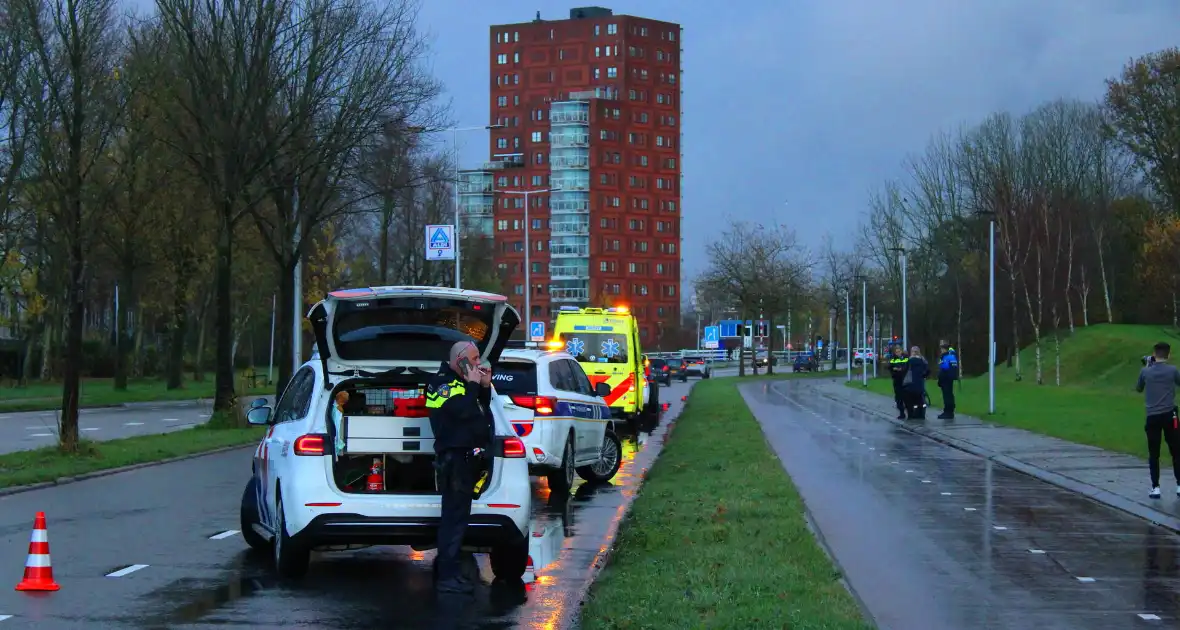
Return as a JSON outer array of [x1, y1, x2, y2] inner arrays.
[[0, 425, 264, 490], [0, 373, 271, 413], [581, 378, 871, 629]]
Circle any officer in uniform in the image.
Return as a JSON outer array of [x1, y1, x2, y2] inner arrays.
[[425, 341, 493, 595], [888, 344, 909, 419], [937, 341, 959, 420]]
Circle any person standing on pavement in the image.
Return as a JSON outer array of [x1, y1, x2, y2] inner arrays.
[[425, 341, 493, 595], [888, 345, 909, 419], [1136, 342, 1180, 499], [937, 341, 959, 419], [902, 346, 928, 420]]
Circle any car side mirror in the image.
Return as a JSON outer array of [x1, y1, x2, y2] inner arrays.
[[250, 398, 268, 409], [246, 406, 273, 426], [594, 382, 611, 398]]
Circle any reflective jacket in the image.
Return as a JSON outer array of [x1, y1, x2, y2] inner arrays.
[[426, 363, 493, 454], [888, 356, 908, 385], [938, 348, 959, 386]]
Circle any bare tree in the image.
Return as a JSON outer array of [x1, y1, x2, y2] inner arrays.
[[18, 0, 126, 450]]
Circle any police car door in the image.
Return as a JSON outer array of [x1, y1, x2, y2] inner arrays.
[[259, 367, 315, 530], [566, 359, 607, 457]]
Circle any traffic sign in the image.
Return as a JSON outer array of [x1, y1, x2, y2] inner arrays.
[[703, 326, 719, 343], [719, 320, 741, 338], [529, 321, 545, 342], [425, 224, 455, 261]]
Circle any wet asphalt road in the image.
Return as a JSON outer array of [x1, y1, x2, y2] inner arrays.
[[746, 378, 1180, 630], [0, 403, 214, 454], [0, 382, 689, 629]]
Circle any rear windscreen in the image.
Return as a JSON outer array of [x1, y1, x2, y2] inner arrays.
[[333, 298, 495, 361], [650, 358, 666, 368], [562, 332, 629, 364], [490, 361, 537, 395]]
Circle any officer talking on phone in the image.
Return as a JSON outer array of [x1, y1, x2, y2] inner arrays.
[[425, 340, 494, 595]]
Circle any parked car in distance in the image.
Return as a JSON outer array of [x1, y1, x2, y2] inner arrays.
[[682, 355, 711, 380], [793, 352, 819, 373], [647, 357, 673, 385], [852, 348, 876, 367]]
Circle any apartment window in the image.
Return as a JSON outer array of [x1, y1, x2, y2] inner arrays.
[[512, 137, 520, 149], [656, 263, 665, 274], [497, 220, 508, 231], [666, 158, 677, 168], [497, 176, 508, 187], [669, 31, 676, 41], [512, 219, 521, 230], [607, 67, 617, 78], [497, 96, 507, 107], [664, 284, 676, 297], [640, 27, 648, 36], [513, 73, 519, 84], [514, 284, 524, 295], [594, 25, 600, 36], [513, 94, 519, 106], [595, 46, 601, 57], [535, 241, 544, 251], [531, 219, 542, 230], [496, 54, 507, 65], [607, 23, 617, 34], [640, 69, 648, 80], [600, 261, 609, 272], [496, 33, 502, 43], [668, 73, 677, 85], [513, 52, 520, 63], [558, 49, 566, 60], [531, 131, 542, 142], [513, 31, 519, 42], [640, 155, 648, 167], [605, 46, 613, 56], [612, 196, 621, 207], [534, 152, 544, 165], [593, 67, 600, 80], [531, 175, 542, 186], [496, 138, 507, 149]]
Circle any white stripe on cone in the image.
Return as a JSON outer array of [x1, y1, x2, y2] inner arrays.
[[30, 530, 47, 543], [25, 554, 51, 568]]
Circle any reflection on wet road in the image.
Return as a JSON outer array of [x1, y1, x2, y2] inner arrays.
[[0, 382, 689, 629], [746, 379, 1180, 630]]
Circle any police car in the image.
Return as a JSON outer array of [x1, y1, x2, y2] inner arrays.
[[493, 346, 623, 494], [239, 286, 532, 581]]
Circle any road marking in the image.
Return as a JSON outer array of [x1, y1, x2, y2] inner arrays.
[[26, 426, 45, 430], [940, 492, 952, 495], [993, 526, 1008, 531], [890, 461, 899, 464], [868, 447, 875, 451], [1139, 613, 1162, 620], [964, 507, 977, 511], [106, 564, 149, 577], [921, 480, 932, 484], [125, 422, 144, 426], [1076, 576, 1095, 583], [879, 453, 886, 457], [0, 614, 12, 621], [1029, 549, 1046, 554], [29, 433, 52, 437], [162, 418, 179, 422], [82, 428, 99, 432], [209, 530, 239, 540], [905, 470, 914, 473]]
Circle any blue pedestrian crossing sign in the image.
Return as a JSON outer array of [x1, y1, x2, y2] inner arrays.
[[703, 326, 720, 349], [424, 224, 455, 261], [529, 321, 545, 342]]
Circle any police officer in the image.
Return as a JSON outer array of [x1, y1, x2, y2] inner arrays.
[[425, 341, 493, 595], [937, 341, 959, 419], [888, 345, 909, 419]]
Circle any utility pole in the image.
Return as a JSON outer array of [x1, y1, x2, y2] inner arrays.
[[501, 187, 560, 330], [268, 294, 276, 385], [292, 183, 302, 376], [872, 305, 878, 378], [845, 291, 851, 382], [861, 279, 868, 386]]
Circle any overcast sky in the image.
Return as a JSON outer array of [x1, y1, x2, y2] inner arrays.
[[415, 0, 1179, 282]]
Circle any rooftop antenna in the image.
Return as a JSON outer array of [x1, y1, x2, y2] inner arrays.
[[534, 10, 541, 21]]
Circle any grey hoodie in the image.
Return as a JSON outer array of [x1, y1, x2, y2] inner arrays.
[[1136, 361, 1180, 416]]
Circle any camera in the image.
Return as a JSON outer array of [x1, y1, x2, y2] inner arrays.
[[1143, 354, 1157, 367]]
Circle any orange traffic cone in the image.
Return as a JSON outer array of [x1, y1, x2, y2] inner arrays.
[[15, 512, 59, 592], [681, 396, 687, 401]]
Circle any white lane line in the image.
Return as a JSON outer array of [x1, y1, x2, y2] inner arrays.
[[1076, 576, 1096, 583], [964, 507, 977, 512], [941, 492, 952, 496], [1029, 549, 1046, 554], [106, 564, 149, 577], [1139, 613, 1162, 620], [868, 447, 875, 451], [26, 426, 45, 430], [28, 433, 52, 437], [161, 418, 180, 422], [209, 530, 239, 540], [0, 614, 12, 621], [879, 453, 886, 457], [921, 480, 932, 484], [905, 470, 914, 473], [125, 422, 144, 426], [82, 428, 99, 432], [993, 526, 1008, 531], [890, 461, 899, 464]]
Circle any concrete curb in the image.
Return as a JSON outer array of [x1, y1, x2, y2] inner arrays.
[[809, 384, 1180, 535], [0, 443, 255, 498]]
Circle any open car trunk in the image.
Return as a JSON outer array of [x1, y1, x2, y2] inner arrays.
[[307, 287, 521, 496]]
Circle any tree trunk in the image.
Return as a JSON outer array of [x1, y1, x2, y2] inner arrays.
[[193, 289, 211, 381], [39, 320, 52, 381], [166, 280, 190, 389], [1097, 244, 1114, 323], [213, 214, 237, 413], [766, 317, 775, 375], [737, 312, 747, 377], [274, 262, 296, 397], [132, 310, 145, 377], [59, 239, 85, 453]]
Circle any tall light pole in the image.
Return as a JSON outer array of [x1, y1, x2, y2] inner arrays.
[[889, 246, 908, 350], [500, 188, 560, 330], [861, 279, 868, 386], [845, 290, 852, 382], [976, 210, 997, 414], [450, 124, 506, 289]]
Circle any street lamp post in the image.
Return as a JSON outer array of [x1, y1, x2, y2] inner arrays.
[[500, 188, 560, 331], [978, 211, 997, 414], [845, 290, 852, 382], [861, 279, 868, 387], [889, 246, 908, 349]]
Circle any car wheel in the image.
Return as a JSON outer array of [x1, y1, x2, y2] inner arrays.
[[546, 437, 575, 494], [489, 533, 529, 583], [577, 430, 622, 483], [240, 478, 270, 551], [272, 487, 310, 579]]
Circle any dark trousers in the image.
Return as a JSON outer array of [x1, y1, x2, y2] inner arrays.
[[904, 390, 926, 419], [940, 383, 955, 415], [1146, 411, 1180, 487], [892, 381, 905, 414], [435, 449, 477, 582]]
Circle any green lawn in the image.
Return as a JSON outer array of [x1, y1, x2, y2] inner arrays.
[[0, 425, 264, 490], [844, 323, 1179, 458], [581, 377, 871, 630], [0, 372, 272, 413]]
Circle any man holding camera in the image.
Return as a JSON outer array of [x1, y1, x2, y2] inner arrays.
[[1136, 342, 1180, 499]]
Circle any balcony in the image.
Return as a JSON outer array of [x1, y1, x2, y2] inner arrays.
[[550, 133, 589, 148], [459, 183, 493, 194], [461, 202, 493, 216], [551, 155, 589, 169], [551, 287, 589, 302], [550, 111, 589, 125], [550, 242, 589, 257], [552, 221, 589, 235], [567, 88, 617, 101], [550, 265, 589, 279], [551, 199, 589, 213], [550, 178, 589, 191]]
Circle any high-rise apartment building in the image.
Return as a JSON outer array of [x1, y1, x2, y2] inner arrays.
[[476, 6, 682, 346]]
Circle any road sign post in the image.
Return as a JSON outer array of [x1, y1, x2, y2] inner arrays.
[[424, 224, 455, 261], [529, 321, 545, 343], [703, 326, 720, 349]]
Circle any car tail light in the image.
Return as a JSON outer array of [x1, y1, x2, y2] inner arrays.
[[293, 434, 328, 456], [510, 395, 556, 416], [512, 421, 534, 437], [502, 437, 526, 458]]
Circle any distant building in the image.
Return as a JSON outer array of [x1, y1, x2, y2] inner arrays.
[[484, 7, 682, 344]]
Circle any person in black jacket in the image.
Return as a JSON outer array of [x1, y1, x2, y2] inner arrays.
[[425, 340, 493, 595], [888, 345, 909, 419], [903, 346, 929, 420]]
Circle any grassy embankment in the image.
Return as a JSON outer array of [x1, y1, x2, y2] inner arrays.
[[0, 371, 272, 413], [846, 323, 1178, 458], [582, 375, 871, 630]]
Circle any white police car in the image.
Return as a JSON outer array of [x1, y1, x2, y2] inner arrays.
[[239, 286, 532, 581], [492, 347, 622, 494]]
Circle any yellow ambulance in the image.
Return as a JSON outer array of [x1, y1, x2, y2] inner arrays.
[[549, 306, 654, 420]]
